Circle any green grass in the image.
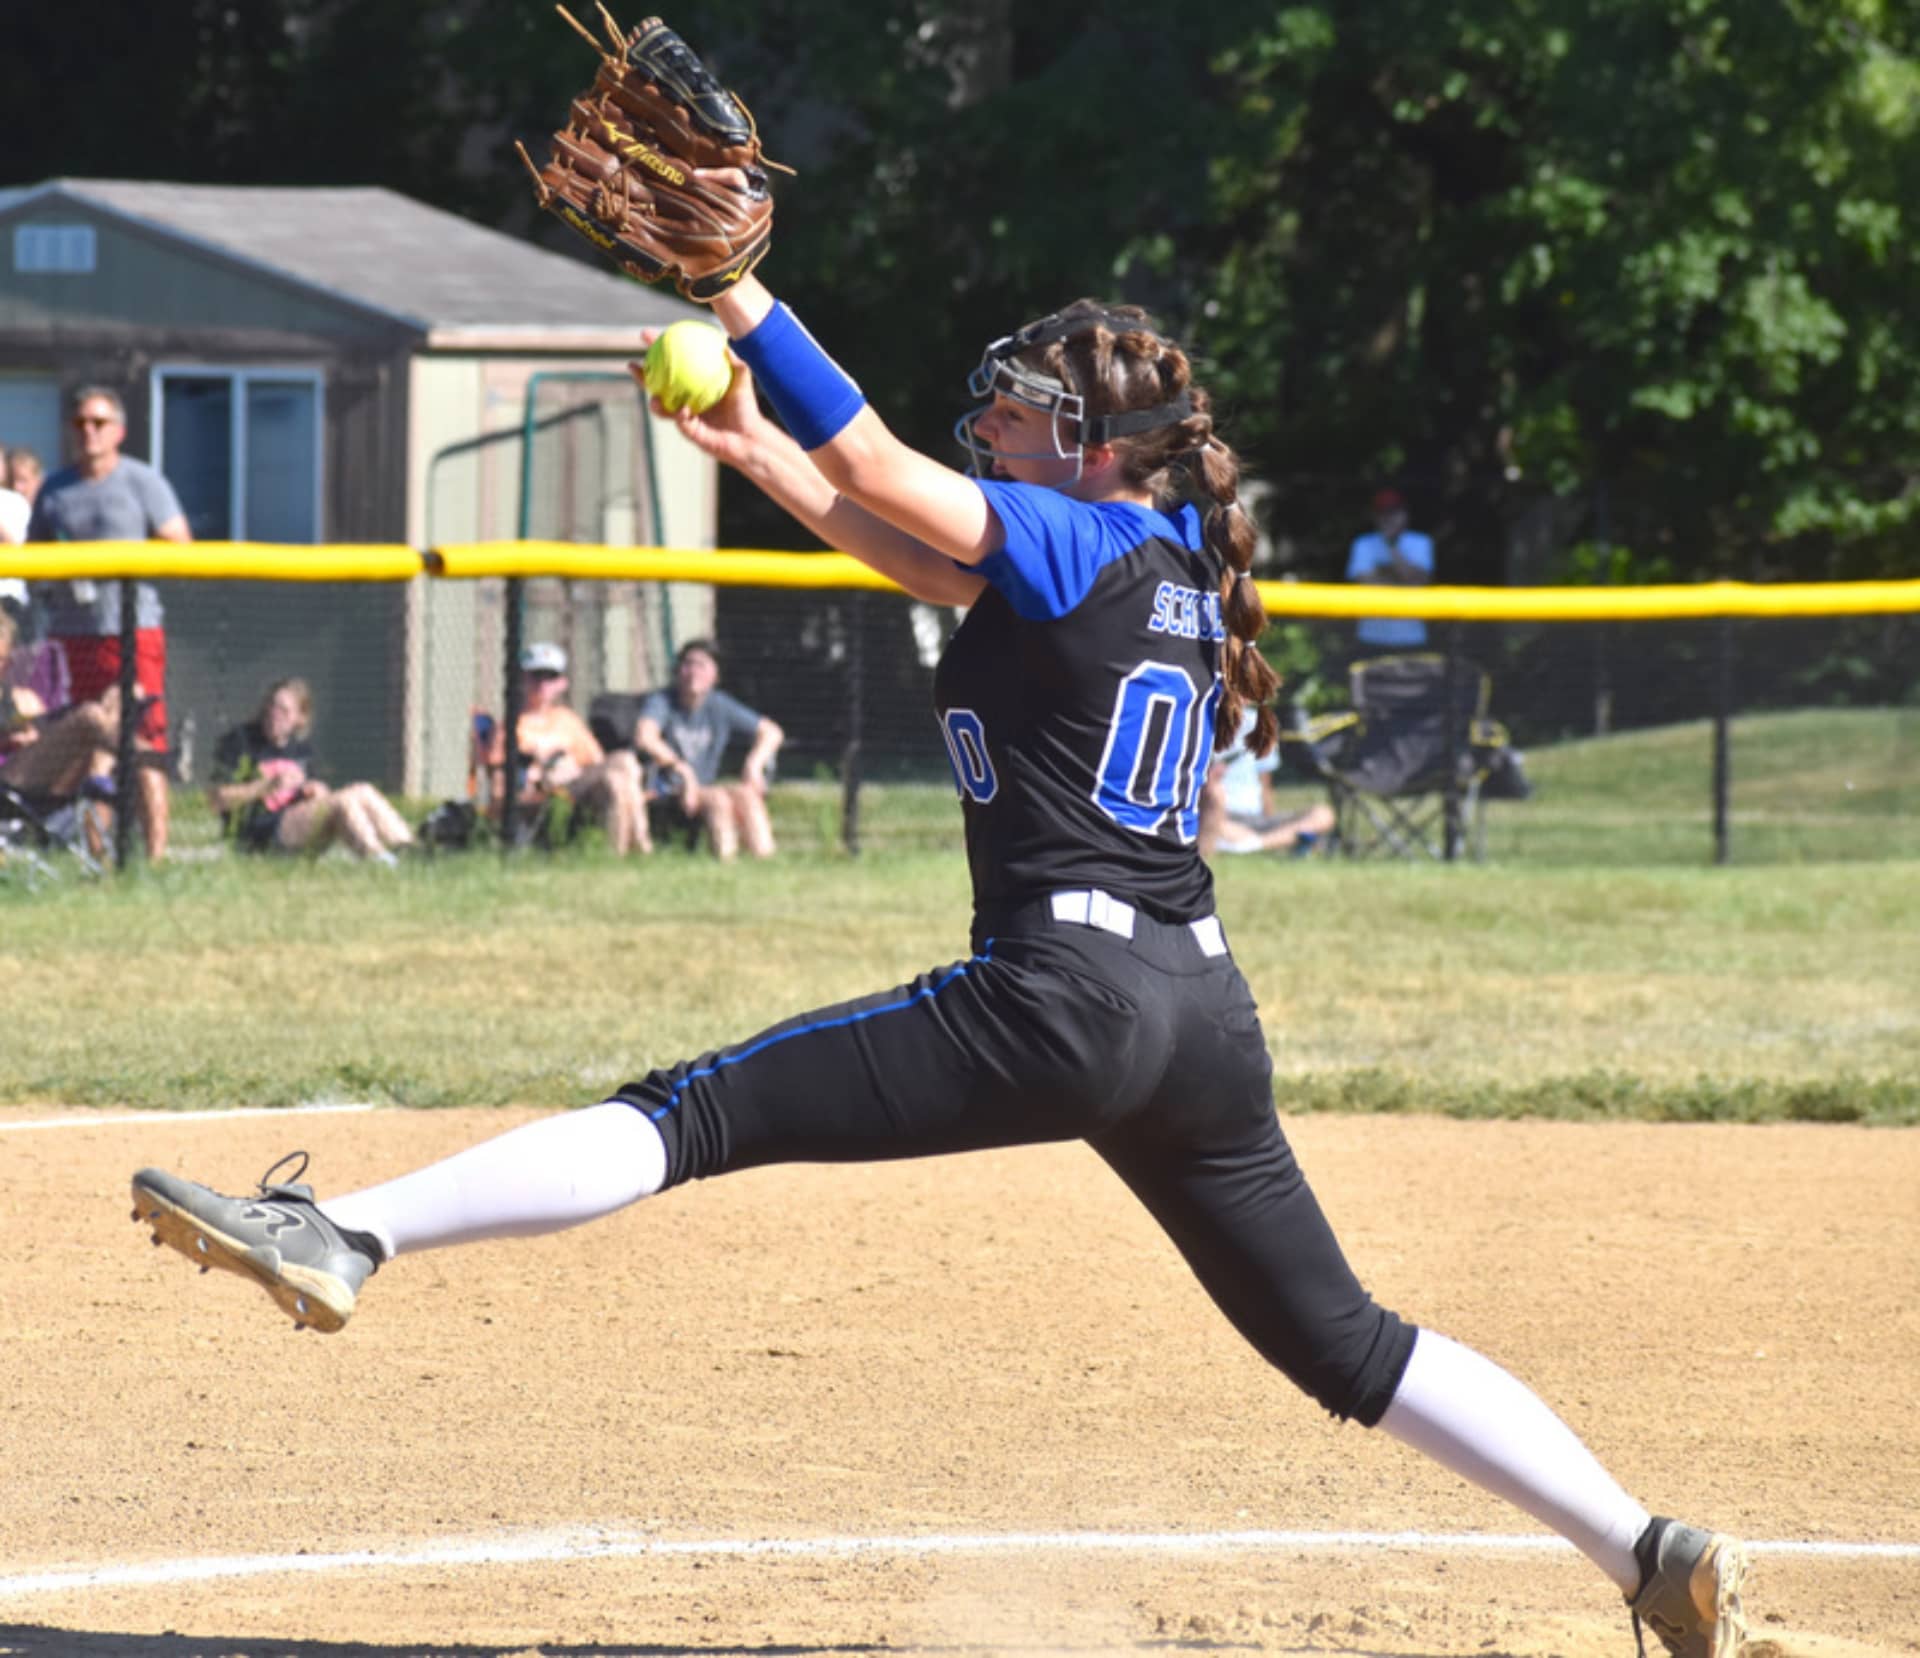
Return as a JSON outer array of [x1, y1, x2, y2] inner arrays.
[[1481, 705, 1920, 865], [807, 705, 1920, 865], [3, 709, 1916, 1121]]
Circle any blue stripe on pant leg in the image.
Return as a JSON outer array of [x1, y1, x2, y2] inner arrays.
[[647, 952, 990, 1123]]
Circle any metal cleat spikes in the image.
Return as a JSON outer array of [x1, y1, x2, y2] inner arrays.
[[130, 1163, 379, 1334]]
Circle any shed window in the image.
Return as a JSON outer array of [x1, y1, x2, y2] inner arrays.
[[154, 368, 323, 543], [12, 224, 97, 274]]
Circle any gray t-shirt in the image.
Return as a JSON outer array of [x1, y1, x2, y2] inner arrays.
[[639, 686, 763, 788], [28, 457, 185, 635]]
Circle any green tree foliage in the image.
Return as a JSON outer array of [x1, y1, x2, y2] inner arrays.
[[1180, 0, 1920, 580], [1, 2, 463, 202], [3, 1, 301, 184], [477, 0, 1917, 584], [7, 1, 1914, 583]]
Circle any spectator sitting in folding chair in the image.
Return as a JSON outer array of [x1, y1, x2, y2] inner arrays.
[[480, 643, 651, 856], [1198, 706, 1334, 860], [0, 606, 121, 866]]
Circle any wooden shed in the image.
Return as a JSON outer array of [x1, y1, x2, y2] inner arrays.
[[0, 178, 717, 797]]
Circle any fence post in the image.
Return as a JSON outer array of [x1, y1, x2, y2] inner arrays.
[[1442, 626, 1463, 861], [1592, 480, 1613, 736], [1711, 617, 1734, 867], [113, 577, 138, 869], [840, 593, 865, 856], [501, 576, 525, 855]]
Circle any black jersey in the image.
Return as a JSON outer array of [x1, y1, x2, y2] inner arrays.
[[934, 482, 1227, 925], [210, 719, 315, 849]]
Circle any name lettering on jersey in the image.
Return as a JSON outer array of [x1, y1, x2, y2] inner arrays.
[[1145, 582, 1225, 643]]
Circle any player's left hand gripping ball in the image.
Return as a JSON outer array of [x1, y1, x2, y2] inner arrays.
[[644, 321, 734, 414], [515, 7, 789, 302]]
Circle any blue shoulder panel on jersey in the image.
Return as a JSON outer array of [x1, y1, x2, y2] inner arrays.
[[974, 483, 1203, 621]]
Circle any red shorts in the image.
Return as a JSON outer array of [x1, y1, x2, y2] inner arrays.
[[61, 630, 168, 745]]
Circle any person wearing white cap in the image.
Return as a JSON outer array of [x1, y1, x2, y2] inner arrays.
[[497, 642, 651, 855]]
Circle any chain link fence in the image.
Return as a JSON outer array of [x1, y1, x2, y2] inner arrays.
[[4, 561, 1916, 876]]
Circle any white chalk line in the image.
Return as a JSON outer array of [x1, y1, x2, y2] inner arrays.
[[1, 1526, 1914, 1602], [0, 1102, 382, 1133]]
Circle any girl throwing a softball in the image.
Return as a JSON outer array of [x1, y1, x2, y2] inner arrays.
[[135, 257, 1749, 1658]]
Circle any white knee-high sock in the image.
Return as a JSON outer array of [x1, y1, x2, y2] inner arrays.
[[1377, 1328, 1650, 1595], [317, 1101, 668, 1262]]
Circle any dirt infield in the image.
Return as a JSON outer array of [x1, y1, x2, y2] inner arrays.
[[2, 1105, 1916, 1658]]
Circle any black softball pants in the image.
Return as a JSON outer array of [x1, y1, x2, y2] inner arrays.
[[614, 902, 1415, 1425]]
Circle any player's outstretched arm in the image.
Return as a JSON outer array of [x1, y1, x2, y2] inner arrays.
[[643, 343, 985, 609], [813, 493, 989, 608], [515, 23, 990, 570], [709, 278, 1002, 569]]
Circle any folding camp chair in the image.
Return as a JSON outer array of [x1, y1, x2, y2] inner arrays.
[[0, 684, 175, 874], [1279, 653, 1527, 861], [0, 775, 110, 882], [587, 691, 646, 759]]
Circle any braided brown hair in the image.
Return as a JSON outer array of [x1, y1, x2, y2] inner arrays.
[[1012, 299, 1279, 756]]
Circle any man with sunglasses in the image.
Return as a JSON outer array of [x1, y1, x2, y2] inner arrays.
[[27, 385, 191, 860]]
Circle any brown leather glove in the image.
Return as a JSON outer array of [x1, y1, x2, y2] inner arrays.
[[516, 8, 786, 302]]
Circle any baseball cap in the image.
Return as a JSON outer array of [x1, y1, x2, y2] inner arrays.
[[1371, 488, 1405, 512], [520, 641, 568, 675]]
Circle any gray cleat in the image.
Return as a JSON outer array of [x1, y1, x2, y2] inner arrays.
[[1629, 1517, 1750, 1658], [131, 1152, 380, 1333]]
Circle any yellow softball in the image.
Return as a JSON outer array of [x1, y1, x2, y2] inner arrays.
[[644, 321, 734, 415]]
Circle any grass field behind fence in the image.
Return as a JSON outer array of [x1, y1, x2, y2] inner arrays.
[[3, 709, 1915, 1121], [806, 706, 1920, 865], [131, 704, 1917, 866]]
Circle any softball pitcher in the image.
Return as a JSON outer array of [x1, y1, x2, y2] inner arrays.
[[135, 274, 1746, 1657], [132, 19, 1748, 1648]]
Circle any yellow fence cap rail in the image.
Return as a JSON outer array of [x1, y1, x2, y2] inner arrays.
[[13, 541, 1911, 616], [428, 542, 903, 590], [424, 547, 1920, 615], [3, 543, 423, 582], [1256, 578, 1920, 621]]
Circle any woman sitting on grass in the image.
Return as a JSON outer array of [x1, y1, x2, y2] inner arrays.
[[209, 678, 413, 866]]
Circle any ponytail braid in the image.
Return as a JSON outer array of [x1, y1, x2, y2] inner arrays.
[[1022, 302, 1281, 755], [1194, 436, 1280, 757]]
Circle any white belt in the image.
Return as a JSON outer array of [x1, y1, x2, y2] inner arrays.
[[1047, 889, 1228, 958], [1188, 915, 1227, 957], [1050, 888, 1137, 938]]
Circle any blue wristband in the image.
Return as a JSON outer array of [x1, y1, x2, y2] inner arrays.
[[732, 302, 867, 451]]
